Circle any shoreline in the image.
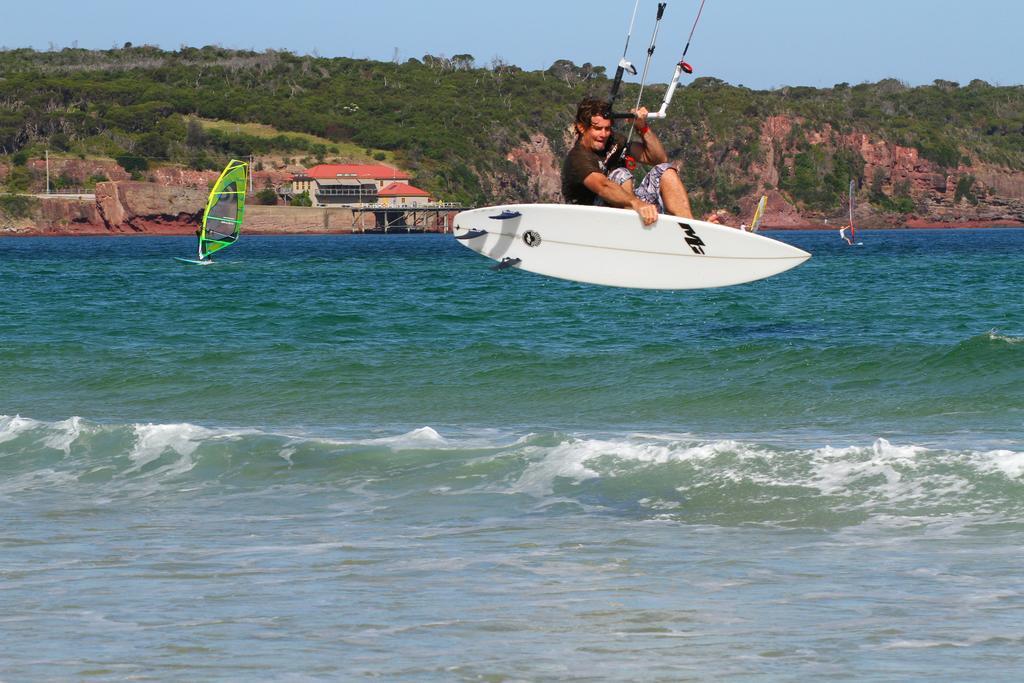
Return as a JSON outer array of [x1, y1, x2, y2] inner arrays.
[[3, 182, 1020, 236], [767, 220, 1024, 231], [0, 226, 449, 237], [3, 222, 1023, 237]]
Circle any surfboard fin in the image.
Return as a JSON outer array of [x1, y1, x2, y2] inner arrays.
[[490, 257, 521, 271], [488, 210, 521, 220], [454, 229, 487, 240]]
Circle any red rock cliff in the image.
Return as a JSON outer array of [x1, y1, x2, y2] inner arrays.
[[501, 118, 1024, 228]]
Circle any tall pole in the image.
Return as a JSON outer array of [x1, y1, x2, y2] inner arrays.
[[45, 149, 50, 194], [249, 154, 254, 193]]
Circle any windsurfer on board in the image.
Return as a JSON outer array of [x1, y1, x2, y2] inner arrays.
[[839, 225, 853, 246], [562, 96, 702, 226]]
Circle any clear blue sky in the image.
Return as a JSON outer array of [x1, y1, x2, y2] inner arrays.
[[3, 0, 1020, 90]]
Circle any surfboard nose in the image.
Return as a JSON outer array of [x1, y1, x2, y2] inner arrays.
[[758, 235, 811, 261], [789, 244, 812, 261], [777, 243, 811, 269]]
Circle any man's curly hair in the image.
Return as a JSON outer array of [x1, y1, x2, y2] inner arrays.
[[574, 97, 611, 133]]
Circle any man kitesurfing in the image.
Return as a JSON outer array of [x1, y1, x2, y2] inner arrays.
[[451, 0, 811, 290], [561, 0, 716, 227], [562, 98, 693, 226]]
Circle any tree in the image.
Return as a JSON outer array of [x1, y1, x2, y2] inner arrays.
[[187, 151, 214, 171], [116, 154, 149, 172], [185, 119, 205, 148], [451, 54, 475, 71], [255, 187, 278, 205], [85, 173, 108, 189], [869, 167, 888, 200], [5, 166, 32, 193], [136, 132, 169, 160], [290, 190, 312, 207], [954, 175, 979, 205], [546, 59, 583, 85], [50, 132, 71, 152], [0, 194, 37, 218]]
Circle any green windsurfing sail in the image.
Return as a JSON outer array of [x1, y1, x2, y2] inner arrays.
[[198, 159, 248, 260]]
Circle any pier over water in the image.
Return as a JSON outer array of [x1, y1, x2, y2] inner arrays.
[[350, 201, 469, 233]]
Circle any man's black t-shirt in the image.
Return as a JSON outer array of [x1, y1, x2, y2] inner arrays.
[[561, 133, 628, 205]]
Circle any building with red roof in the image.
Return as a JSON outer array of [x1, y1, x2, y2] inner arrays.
[[289, 163, 430, 207], [378, 182, 431, 207], [302, 164, 410, 184]]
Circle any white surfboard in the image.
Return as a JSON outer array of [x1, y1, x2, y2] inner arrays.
[[452, 204, 810, 289]]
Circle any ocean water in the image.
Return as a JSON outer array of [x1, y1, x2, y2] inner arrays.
[[1, 229, 1022, 680]]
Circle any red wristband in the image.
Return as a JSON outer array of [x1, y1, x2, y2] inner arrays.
[[636, 125, 650, 136]]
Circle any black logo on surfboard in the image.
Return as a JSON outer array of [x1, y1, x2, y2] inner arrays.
[[523, 230, 542, 247], [677, 223, 706, 255]]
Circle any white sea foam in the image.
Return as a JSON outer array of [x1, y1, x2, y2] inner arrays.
[[878, 632, 1014, 650], [0, 467, 80, 496], [509, 436, 772, 496], [360, 426, 447, 449], [881, 639, 969, 650], [293, 425, 534, 453], [808, 438, 928, 499], [509, 440, 602, 495], [972, 449, 1024, 479], [987, 329, 1024, 344], [356, 426, 542, 451], [6, 414, 1022, 516], [278, 445, 297, 465], [500, 433, 1016, 516], [41, 416, 88, 454], [0, 414, 42, 444], [125, 422, 214, 475]]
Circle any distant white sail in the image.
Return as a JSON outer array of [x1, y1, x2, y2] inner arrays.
[[749, 195, 767, 232]]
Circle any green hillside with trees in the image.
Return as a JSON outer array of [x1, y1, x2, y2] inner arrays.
[[2, 45, 1023, 216]]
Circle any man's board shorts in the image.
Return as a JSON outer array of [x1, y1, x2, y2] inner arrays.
[[602, 162, 678, 213]]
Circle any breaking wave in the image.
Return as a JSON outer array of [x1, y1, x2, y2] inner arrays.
[[3, 415, 1022, 528]]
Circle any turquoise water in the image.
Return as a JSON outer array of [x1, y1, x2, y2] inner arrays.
[[2, 230, 1023, 679]]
